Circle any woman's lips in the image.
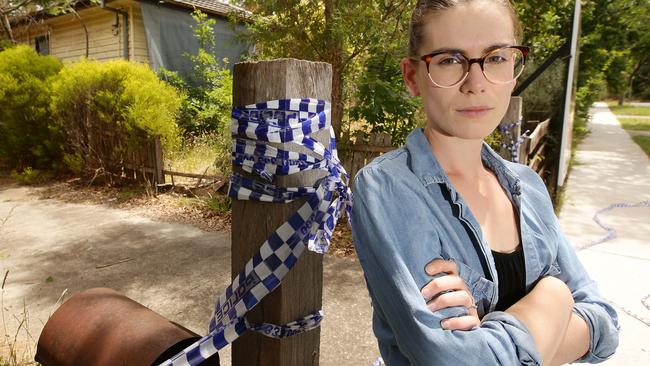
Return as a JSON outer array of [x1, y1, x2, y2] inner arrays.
[[456, 106, 494, 118]]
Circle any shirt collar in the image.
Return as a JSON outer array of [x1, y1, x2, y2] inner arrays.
[[405, 128, 521, 196]]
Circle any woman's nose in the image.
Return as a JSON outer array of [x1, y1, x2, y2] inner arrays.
[[459, 63, 486, 94]]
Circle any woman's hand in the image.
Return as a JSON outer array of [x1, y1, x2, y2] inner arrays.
[[422, 259, 480, 331]]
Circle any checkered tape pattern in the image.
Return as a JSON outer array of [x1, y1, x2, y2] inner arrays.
[[159, 99, 351, 366], [232, 138, 328, 182], [249, 310, 324, 339]]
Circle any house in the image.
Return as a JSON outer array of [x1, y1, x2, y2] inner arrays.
[[11, 0, 250, 76]]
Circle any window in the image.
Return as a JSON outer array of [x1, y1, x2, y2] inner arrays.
[[35, 35, 49, 56]]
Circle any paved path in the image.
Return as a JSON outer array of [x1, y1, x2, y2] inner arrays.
[[0, 186, 377, 365], [558, 102, 650, 364], [629, 102, 650, 108]]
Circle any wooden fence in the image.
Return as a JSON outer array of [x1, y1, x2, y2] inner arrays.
[[520, 118, 551, 179], [121, 136, 164, 184], [338, 131, 394, 190], [110, 104, 549, 190], [99, 133, 226, 188]]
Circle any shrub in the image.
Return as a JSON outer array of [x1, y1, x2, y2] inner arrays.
[[0, 45, 64, 170], [10, 166, 52, 185], [50, 59, 182, 181]]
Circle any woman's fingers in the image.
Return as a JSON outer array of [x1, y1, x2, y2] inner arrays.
[[440, 315, 480, 331], [421, 274, 466, 301], [426, 289, 474, 312]]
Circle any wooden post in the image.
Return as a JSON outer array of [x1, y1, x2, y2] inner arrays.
[[153, 137, 164, 184], [498, 96, 523, 162], [231, 59, 331, 366]]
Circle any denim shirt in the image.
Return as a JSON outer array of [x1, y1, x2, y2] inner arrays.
[[351, 129, 619, 365]]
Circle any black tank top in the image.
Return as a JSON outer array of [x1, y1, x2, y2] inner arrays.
[[491, 245, 526, 311]]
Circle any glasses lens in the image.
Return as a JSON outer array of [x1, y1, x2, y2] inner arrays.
[[426, 53, 467, 87], [483, 48, 525, 83]]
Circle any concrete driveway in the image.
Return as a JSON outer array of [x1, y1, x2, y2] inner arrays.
[[0, 185, 378, 366]]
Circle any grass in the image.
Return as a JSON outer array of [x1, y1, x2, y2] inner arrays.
[[605, 100, 650, 116], [617, 118, 650, 131], [632, 136, 650, 159], [1, 274, 40, 366], [165, 133, 231, 179], [607, 105, 650, 116]]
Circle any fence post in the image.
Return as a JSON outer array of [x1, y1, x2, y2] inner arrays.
[[231, 59, 332, 366], [153, 137, 164, 184], [498, 96, 523, 162]]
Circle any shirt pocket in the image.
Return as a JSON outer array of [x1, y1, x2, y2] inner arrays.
[[454, 260, 496, 318]]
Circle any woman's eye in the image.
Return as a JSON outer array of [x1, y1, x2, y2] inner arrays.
[[486, 55, 507, 63], [438, 57, 462, 66]]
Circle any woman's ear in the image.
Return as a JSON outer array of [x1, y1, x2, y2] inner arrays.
[[401, 57, 421, 97]]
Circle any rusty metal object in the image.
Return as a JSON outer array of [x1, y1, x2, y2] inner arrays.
[[36, 287, 219, 366]]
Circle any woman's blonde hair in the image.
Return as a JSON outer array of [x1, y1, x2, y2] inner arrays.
[[408, 0, 523, 58]]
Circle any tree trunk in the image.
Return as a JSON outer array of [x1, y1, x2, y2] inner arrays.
[[323, 0, 344, 142], [1, 13, 15, 43], [330, 63, 344, 141]]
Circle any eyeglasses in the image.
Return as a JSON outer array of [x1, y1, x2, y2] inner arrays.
[[414, 46, 530, 88]]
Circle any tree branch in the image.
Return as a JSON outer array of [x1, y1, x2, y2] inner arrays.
[[0, 0, 35, 16]]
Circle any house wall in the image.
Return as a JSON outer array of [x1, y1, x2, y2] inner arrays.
[[130, 1, 149, 63], [13, 0, 149, 64]]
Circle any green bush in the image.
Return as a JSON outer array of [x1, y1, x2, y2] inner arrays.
[[10, 166, 52, 185], [0, 45, 64, 170], [50, 59, 182, 179]]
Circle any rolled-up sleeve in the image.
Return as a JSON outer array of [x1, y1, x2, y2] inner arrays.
[[525, 168, 620, 363], [555, 229, 620, 363], [352, 168, 543, 366]]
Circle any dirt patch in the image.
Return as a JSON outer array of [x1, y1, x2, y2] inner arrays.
[[35, 179, 232, 233]]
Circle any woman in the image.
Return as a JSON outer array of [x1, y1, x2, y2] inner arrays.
[[350, 1, 619, 365]]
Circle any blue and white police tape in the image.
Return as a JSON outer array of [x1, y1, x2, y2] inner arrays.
[[232, 138, 328, 182], [578, 199, 650, 251], [249, 310, 324, 339], [159, 99, 351, 366]]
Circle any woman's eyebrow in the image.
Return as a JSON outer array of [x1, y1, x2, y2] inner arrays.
[[425, 43, 512, 55]]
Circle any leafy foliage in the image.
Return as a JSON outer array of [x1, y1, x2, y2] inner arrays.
[[1, 0, 99, 44], [233, 0, 418, 141], [0, 45, 63, 170], [50, 59, 182, 179], [227, 0, 650, 148], [350, 52, 421, 145], [159, 10, 233, 138]]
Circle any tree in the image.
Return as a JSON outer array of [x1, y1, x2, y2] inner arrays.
[[233, 0, 417, 142], [575, 0, 650, 106], [0, 0, 97, 51]]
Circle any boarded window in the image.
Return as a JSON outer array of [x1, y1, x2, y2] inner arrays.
[[35, 35, 49, 56]]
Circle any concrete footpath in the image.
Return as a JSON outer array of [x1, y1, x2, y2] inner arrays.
[[558, 102, 650, 364]]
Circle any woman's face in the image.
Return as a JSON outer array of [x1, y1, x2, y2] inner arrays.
[[402, 2, 517, 140]]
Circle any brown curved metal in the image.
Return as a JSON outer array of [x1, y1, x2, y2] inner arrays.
[[36, 287, 219, 366]]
